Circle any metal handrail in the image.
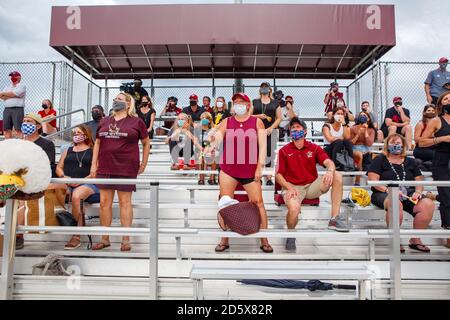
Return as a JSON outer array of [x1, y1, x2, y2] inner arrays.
[[368, 181, 450, 187], [41, 108, 86, 124]]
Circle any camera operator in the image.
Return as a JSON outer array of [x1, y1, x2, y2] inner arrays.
[[324, 82, 346, 116], [278, 95, 297, 141], [156, 96, 182, 136], [131, 79, 149, 107]]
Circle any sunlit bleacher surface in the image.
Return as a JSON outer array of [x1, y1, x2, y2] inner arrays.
[[0, 131, 448, 301]]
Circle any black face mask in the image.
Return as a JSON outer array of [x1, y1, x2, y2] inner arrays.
[[394, 102, 403, 107], [190, 101, 197, 107], [141, 101, 148, 107], [42, 104, 48, 109], [92, 111, 103, 121], [444, 103, 450, 114]]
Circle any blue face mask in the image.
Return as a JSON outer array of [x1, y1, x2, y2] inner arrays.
[[177, 120, 185, 127], [358, 115, 368, 124], [201, 119, 210, 126], [21, 123, 37, 136], [388, 144, 403, 155], [291, 130, 305, 141]]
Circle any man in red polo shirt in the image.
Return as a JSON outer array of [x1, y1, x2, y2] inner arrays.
[[276, 117, 347, 251]]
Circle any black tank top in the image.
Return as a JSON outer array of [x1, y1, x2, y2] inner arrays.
[[435, 117, 450, 154], [64, 147, 93, 178], [252, 99, 278, 128]]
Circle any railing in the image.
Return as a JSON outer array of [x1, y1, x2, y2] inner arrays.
[[45, 108, 87, 140], [0, 177, 449, 300]]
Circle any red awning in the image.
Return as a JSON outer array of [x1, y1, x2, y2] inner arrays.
[[50, 3, 396, 79]]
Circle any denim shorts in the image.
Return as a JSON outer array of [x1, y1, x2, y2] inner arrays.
[[68, 184, 100, 194], [353, 145, 370, 154]]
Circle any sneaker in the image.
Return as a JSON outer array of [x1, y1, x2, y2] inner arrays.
[[266, 180, 274, 186], [285, 238, 296, 251], [15, 236, 24, 250], [328, 217, 349, 232]]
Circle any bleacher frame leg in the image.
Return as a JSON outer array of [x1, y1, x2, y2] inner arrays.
[[184, 209, 189, 228], [176, 236, 182, 260], [388, 185, 402, 300], [369, 238, 375, 262], [149, 183, 159, 300], [0, 199, 18, 300]]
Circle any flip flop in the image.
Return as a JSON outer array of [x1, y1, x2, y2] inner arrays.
[[91, 240, 111, 251], [260, 244, 274, 253], [215, 244, 230, 252], [409, 243, 430, 253]]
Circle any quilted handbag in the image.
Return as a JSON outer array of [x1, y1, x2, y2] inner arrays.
[[218, 201, 261, 235]]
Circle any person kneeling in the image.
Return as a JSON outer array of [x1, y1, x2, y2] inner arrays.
[[276, 117, 348, 252]]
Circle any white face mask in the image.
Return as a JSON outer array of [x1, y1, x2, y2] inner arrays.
[[216, 102, 224, 108], [234, 104, 247, 116], [334, 115, 343, 122]]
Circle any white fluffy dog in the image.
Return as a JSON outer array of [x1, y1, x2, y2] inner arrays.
[[0, 139, 51, 195]]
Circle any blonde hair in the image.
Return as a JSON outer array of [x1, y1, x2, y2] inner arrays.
[[201, 112, 213, 129], [383, 133, 407, 158], [42, 99, 54, 110], [172, 113, 192, 129], [114, 92, 137, 117], [213, 97, 228, 113], [259, 84, 273, 100]]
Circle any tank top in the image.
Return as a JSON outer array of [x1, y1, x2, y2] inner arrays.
[[63, 146, 93, 178], [252, 99, 278, 129], [324, 123, 344, 144], [220, 116, 258, 179], [435, 116, 450, 154]]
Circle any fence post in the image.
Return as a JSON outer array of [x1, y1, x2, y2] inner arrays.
[[384, 63, 390, 116], [387, 184, 402, 300], [149, 182, 159, 300], [0, 200, 19, 300], [51, 62, 56, 105], [104, 78, 109, 114], [150, 76, 155, 101]]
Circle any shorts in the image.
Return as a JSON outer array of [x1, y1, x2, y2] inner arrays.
[[68, 184, 100, 194], [3, 107, 24, 131], [96, 174, 137, 192], [282, 177, 326, 204], [371, 188, 417, 217], [353, 145, 370, 154], [382, 126, 403, 138]]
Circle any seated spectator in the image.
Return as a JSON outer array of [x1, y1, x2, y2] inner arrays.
[[368, 133, 435, 253], [85, 105, 105, 141], [322, 107, 353, 170], [212, 96, 231, 126], [90, 92, 150, 252], [276, 117, 347, 251], [158, 96, 181, 135], [202, 96, 214, 114], [414, 104, 437, 169], [56, 124, 99, 250], [325, 99, 354, 125], [380, 97, 413, 150], [350, 111, 376, 185], [136, 95, 156, 139], [361, 101, 384, 142], [278, 95, 297, 141], [38, 99, 57, 135], [166, 113, 202, 170], [195, 112, 216, 185], [182, 94, 205, 122]]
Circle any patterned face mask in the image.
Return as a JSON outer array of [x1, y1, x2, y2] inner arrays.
[[0, 184, 19, 202], [21, 123, 37, 136], [291, 130, 305, 141]]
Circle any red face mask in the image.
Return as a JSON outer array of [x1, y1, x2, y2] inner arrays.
[[10, 76, 20, 84]]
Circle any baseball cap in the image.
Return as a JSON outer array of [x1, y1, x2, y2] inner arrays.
[[231, 92, 250, 103], [24, 113, 43, 124], [439, 57, 449, 64], [393, 96, 402, 103], [189, 94, 198, 101], [8, 71, 21, 77], [260, 82, 271, 88]]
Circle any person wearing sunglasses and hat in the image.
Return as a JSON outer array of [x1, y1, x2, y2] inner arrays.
[[425, 57, 450, 105], [182, 94, 205, 122], [0, 71, 26, 139], [380, 97, 413, 150]]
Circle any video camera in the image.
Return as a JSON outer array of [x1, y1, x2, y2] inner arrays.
[[274, 90, 286, 108], [120, 82, 135, 95]]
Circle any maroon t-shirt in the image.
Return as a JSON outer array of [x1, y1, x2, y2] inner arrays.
[[96, 116, 148, 177]]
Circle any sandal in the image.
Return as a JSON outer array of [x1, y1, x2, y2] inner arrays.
[[207, 179, 214, 185], [260, 244, 274, 253], [120, 240, 132, 252], [170, 164, 179, 170], [91, 240, 111, 251], [409, 243, 430, 253], [215, 243, 230, 252], [425, 192, 436, 201], [64, 236, 81, 250], [198, 179, 205, 185], [400, 245, 405, 253]]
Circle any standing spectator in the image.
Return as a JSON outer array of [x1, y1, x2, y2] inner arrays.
[[322, 107, 353, 169], [182, 94, 205, 122], [368, 134, 435, 253], [380, 97, 413, 150], [324, 81, 345, 116], [158, 96, 181, 135], [195, 112, 216, 185], [278, 95, 297, 141], [350, 111, 376, 185], [212, 96, 231, 126], [202, 96, 214, 113], [56, 124, 98, 250], [90, 93, 150, 251], [137, 95, 156, 139], [425, 57, 450, 105], [85, 105, 105, 141], [361, 101, 384, 142], [251, 82, 282, 185], [206, 92, 273, 253], [0, 71, 26, 139], [38, 99, 57, 135], [414, 104, 437, 165], [421, 91, 450, 248], [131, 79, 148, 107], [276, 117, 347, 251]]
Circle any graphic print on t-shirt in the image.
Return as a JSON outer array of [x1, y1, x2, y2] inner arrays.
[[99, 120, 129, 139]]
